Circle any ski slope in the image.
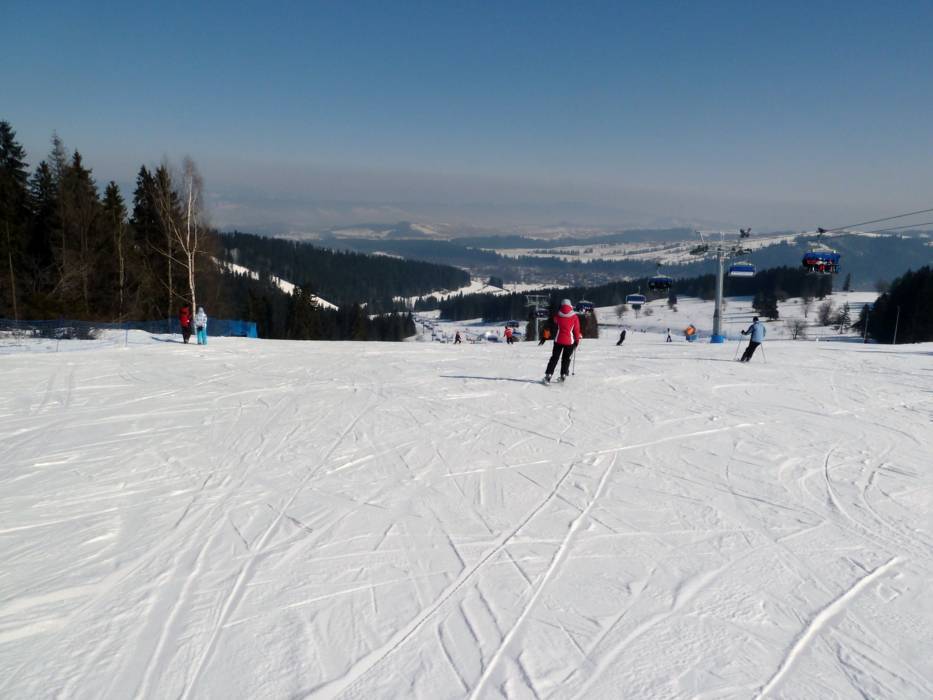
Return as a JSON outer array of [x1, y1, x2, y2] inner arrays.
[[1, 331, 931, 698]]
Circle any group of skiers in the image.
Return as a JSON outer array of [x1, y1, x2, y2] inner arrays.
[[178, 305, 209, 345], [449, 300, 767, 379]]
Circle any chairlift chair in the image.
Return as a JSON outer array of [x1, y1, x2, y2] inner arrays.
[[625, 293, 647, 309], [802, 228, 842, 274], [728, 261, 756, 278], [647, 275, 674, 291], [801, 251, 840, 274], [575, 300, 595, 314]]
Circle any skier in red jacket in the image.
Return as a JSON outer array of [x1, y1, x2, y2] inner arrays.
[[543, 299, 582, 383], [179, 305, 193, 344]]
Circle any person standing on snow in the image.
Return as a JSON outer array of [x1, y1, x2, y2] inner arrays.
[[195, 306, 208, 345], [740, 316, 765, 362], [543, 299, 582, 383], [454, 331, 462, 344], [666, 328, 672, 342], [538, 319, 554, 345], [504, 326, 514, 344], [179, 305, 193, 344]]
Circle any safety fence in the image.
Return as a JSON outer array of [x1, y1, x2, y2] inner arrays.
[[0, 317, 257, 354]]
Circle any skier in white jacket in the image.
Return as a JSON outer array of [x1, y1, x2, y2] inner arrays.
[[195, 307, 208, 345]]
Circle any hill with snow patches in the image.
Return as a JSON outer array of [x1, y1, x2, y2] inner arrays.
[[1, 308, 930, 698]]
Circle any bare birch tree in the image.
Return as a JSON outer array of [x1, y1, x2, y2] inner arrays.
[[151, 158, 207, 314]]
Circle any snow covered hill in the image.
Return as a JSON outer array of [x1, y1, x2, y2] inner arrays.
[[597, 292, 880, 341], [421, 292, 880, 345], [1, 331, 931, 698], [217, 258, 338, 309]]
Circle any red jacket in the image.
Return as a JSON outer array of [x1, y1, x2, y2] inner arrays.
[[553, 304, 582, 345], [179, 307, 192, 328]]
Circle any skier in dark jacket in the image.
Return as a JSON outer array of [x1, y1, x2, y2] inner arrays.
[[616, 328, 627, 346], [543, 299, 582, 382], [179, 305, 192, 344], [740, 317, 766, 362]]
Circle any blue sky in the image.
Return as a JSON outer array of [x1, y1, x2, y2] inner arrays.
[[4, 1, 933, 232]]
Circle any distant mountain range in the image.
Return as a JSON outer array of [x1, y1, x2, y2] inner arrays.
[[282, 224, 931, 291]]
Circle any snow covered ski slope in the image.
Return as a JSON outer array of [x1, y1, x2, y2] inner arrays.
[[1, 334, 931, 698]]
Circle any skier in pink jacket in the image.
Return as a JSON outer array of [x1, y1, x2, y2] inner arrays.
[[543, 299, 582, 383]]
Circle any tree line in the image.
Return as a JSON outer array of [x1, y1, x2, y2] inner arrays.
[[0, 120, 433, 341], [218, 231, 469, 311], [861, 266, 933, 343], [0, 120, 228, 323]]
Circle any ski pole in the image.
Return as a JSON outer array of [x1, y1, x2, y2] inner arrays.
[[733, 337, 742, 360], [572, 345, 578, 375]]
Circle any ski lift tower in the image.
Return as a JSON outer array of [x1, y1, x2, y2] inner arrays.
[[526, 294, 550, 341], [692, 230, 753, 343]]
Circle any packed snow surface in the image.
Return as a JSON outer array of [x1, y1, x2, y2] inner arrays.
[[1, 331, 931, 699]]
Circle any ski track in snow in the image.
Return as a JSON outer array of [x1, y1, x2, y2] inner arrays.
[[0, 331, 931, 699]]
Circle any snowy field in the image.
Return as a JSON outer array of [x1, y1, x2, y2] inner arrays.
[[595, 292, 880, 342], [423, 293, 880, 345], [1, 330, 931, 698]]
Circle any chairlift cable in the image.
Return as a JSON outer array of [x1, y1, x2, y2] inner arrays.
[[866, 219, 933, 234], [826, 206, 933, 233]]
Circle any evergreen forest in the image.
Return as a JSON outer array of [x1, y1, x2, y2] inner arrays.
[[0, 121, 451, 340]]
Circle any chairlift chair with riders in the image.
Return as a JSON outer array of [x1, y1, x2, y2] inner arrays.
[[802, 227, 841, 274], [647, 264, 674, 291], [575, 300, 595, 315]]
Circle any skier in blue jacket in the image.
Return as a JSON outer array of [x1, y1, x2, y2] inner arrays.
[[740, 316, 765, 362]]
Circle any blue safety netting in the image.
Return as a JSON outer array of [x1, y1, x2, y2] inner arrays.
[[0, 318, 257, 353]]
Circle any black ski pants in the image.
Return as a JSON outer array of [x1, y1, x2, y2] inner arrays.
[[741, 341, 760, 362], [546, 342, 575, 377]]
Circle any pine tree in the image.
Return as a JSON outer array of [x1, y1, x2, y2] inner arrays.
[[59, 151, 101, 315], [286, 286, 322, 339], [101, 182, 129, 318], [27, 161, 58, 294], [753, 291, 779, 320], [151, 165, 183, 319], [350, 303, 368, 340], [48, 133, 70, 290], [0, 121, 30, 319], [852, 303, 870, 338], [835, 302, 851, 331], [130, 166, 163, 319]]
